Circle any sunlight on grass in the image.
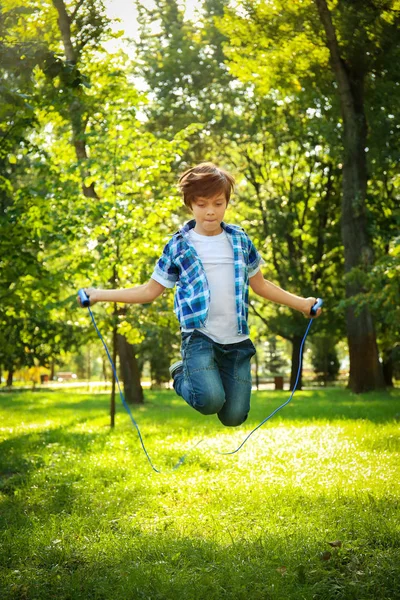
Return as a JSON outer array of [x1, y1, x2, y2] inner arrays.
[[1, 388, 399, 599]]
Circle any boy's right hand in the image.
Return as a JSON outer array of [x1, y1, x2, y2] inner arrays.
[[302, 297, 322, 319], [77, 287, 98, 307]]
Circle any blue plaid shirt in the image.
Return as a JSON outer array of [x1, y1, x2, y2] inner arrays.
[[151, 219, 264, 335]]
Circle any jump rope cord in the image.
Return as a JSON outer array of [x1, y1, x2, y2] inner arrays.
[[87, 306, 313, 472], [88, 307, 161, 473], [219, 319, 313, 455]]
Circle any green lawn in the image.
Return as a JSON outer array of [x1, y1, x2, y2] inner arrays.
[[1, 387, 399, 600]]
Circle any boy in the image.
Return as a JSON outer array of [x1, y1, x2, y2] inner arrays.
[[79, 162, 321, 427]]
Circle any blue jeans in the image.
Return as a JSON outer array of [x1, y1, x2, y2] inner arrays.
[[173, 330, 256, 427]]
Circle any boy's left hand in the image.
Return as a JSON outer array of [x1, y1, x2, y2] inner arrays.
[[302, 297, 322, 319]]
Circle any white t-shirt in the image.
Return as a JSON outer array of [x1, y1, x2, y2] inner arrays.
[[182, 229, 254, 344]]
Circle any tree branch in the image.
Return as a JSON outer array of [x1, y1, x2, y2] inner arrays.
[[313, 0, 355, 124], [70, 0, 85, 24], [52, 0, 76, 63]]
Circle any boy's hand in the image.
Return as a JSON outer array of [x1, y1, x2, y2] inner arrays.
[[302, 297, 322, 319], [77, 287, 98, 307]]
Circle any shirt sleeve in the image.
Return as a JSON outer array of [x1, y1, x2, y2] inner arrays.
[[151, 241, 179, 289], [246, 234, 266, 278]]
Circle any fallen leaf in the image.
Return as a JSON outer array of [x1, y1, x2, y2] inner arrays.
[[276, 566, 287, 575], [321, 551, 332, 561], [328, 540, 342, 548]]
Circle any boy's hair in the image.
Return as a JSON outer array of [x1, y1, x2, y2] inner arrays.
[[178, 162, 235, 208]]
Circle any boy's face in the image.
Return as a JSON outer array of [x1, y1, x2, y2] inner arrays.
[[190, 192, 228, 236]]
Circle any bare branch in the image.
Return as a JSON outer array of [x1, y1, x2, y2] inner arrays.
[[70, 0, 86, 24], [52, 0, 76, 63]]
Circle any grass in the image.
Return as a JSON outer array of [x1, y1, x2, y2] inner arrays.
[[0, 386, 399, 600]]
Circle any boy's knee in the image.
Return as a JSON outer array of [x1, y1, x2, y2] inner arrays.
[[192, 391, 225, 415], [218, 411, 248, 428]]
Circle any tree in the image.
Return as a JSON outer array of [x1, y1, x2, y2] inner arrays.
[[135, 0, 237, 150], [0, 3, 80, 384], [313, 0, 387, 391], [216, 0, 399, 391], [32, 0, 191, 403]]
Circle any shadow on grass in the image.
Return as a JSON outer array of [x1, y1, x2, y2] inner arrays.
[[246, 388, 400, 426], [1, 492, 399, 600], [0, 427, 152, 536], [0, 422, 111, 495]]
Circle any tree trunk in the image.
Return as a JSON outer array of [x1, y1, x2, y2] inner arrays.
[[52, 0, 99, 199], [314, 0, 385, 393], [116, 333, 144, 404], [6, 367, 13, 387], [382, 351, 393, 388], [290, 336, 304, 391], [87, 345, 91, 383], [102, 355, 108, 383]]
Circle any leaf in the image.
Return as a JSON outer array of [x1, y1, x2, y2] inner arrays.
[[8, 6, 39, 15], [320, 551, 332, 561], [328, 540, 342, 548], [276, 566, 287, 575]]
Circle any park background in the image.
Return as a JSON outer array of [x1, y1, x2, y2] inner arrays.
[[1, 1, 399, 599]]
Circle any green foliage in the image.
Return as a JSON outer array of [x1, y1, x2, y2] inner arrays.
[[217, 0, 330, 97], [135, 0, 236, 143], [339, 236, 400, 374], [0, 388, 399, 598], [0, 3, 77, 374]]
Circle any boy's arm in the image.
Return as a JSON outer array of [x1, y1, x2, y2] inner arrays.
[[78, 278, 166, 307], [249, 270, 321, 318]]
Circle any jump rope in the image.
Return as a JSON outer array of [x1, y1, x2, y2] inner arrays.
[[78, 288, 323, 474]]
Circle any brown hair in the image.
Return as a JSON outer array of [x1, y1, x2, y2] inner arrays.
[[178, 162, 235, 208]]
